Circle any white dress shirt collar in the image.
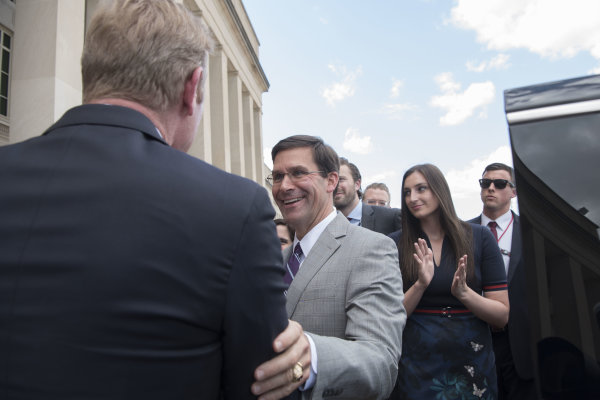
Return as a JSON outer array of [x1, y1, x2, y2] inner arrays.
[[346, 201, 362, 225], [293, 208, 337, 258], [481, 209, 513, 232]]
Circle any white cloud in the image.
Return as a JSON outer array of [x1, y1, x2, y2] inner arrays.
[[322, 83, 355, 106], [342, 127, 373, 155], [436, 72, 461, 92], [321, 65, 362, 106], [381, 103, 417, 120], [390, 79, 404, 98], [450, 0, 600, 61], [466, 53, 510, 72], [363, 170, 399, 185], [430, 72, 495, 126], [445, 145, 518, 219], [589, 65, 600, 75]]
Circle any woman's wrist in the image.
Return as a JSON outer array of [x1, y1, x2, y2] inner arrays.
[[455, 286, 473, 304], [414, 279, 429, 291]]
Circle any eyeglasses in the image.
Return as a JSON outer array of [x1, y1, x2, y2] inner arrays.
[[365, 199, 389, 207], [267, 170, 324, 185], [479, 178, 515, 189]]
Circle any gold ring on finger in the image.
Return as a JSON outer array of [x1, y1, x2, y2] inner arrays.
[[291, 361, 303, 382]]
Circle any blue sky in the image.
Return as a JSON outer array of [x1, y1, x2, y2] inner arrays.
[[242, 0, 600, 218]]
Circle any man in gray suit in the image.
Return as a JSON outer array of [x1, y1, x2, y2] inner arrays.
[[334, 158, 401, 235], [252, 135, 406, 400]]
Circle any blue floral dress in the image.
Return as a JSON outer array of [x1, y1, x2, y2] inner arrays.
[[391, 224, 507, 400]]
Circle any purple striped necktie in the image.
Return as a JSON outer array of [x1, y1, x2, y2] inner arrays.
[[283, 243, 303, 286]]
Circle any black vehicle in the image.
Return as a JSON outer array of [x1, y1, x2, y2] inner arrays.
[[504, 75, 600, 399]]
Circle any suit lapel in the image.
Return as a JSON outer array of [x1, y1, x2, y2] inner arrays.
[[285, 214, 346, 317], [507, 212, 521, 283], [281, 245, 293, 269], [361, 203, 375, 230]]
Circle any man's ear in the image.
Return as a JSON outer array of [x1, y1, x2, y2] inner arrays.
[[511, 187, 517, 199], [183, 66, 203, 116], [327, 171, 339, 193], [355, 179, 361, 192]]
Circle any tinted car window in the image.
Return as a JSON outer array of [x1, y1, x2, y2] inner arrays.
[[511, 113, 600, 229]]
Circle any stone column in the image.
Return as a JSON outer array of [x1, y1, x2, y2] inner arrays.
[[228, 70, 244, 176], [208, 46, 230, 172], [253, 107, 264, 185], [10, 0, 85, 143], [242, 92, 256, 181]]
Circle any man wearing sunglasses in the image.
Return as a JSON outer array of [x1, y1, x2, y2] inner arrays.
[[469, 163, 536, 400]]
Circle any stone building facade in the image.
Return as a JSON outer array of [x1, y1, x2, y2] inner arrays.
[[0, 0, 271, 189]]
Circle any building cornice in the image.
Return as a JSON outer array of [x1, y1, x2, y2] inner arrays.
[[223, 0, 269, 90]]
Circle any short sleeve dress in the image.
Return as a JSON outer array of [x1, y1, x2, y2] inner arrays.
[[392, 224, 507, 400]]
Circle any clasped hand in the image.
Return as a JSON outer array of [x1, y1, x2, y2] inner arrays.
[[414, 240, 469, 303], [251, 320, 311, 400]]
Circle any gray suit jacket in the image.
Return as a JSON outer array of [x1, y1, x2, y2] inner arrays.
[[361, 204, 402, 235], [284, 213, 406, 400]]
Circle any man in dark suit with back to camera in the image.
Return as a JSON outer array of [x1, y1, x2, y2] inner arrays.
[[0, 1, 300, 399], [469, 163, 536, 400], [334, 158, 402, 235]]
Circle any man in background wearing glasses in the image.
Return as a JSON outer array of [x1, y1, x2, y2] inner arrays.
[[334, 158, 401, 235], [252, 135, 406, 399], [363, 182, 392, 208], [469, 163, 536, 400]]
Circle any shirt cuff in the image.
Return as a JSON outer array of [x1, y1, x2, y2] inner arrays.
[[298, 333, 318, 391]]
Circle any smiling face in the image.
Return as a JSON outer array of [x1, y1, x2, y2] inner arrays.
[[403, 171, 440, 221], [481, 169, 516, 219], [272, 147, 338, 239], [334, 164, 360, 214]]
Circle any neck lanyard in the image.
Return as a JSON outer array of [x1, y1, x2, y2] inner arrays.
[[495, 213, 514, 243]]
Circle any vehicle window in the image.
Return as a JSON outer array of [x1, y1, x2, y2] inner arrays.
[[510, 112, 600, 228]]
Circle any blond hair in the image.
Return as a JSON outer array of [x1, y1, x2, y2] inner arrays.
[[82, 0, 214, 111]]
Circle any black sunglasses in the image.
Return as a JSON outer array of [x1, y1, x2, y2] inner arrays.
[[479, 178, 515, 189]]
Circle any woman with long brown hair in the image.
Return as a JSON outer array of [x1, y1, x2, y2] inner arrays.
[[390, 164, 509, 399]]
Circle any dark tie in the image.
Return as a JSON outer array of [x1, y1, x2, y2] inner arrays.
[[487, 221, 499, 241], [283, 243, 303, 286]]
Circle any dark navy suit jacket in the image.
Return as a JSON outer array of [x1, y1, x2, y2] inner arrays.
[[469, 212, 533, 379], [0, 105, 289, 399], [361, 204, 402, 235]]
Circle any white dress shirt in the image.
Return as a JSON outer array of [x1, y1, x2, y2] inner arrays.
[[346, 201, 362, 226], [481, 210, 514, 275]]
